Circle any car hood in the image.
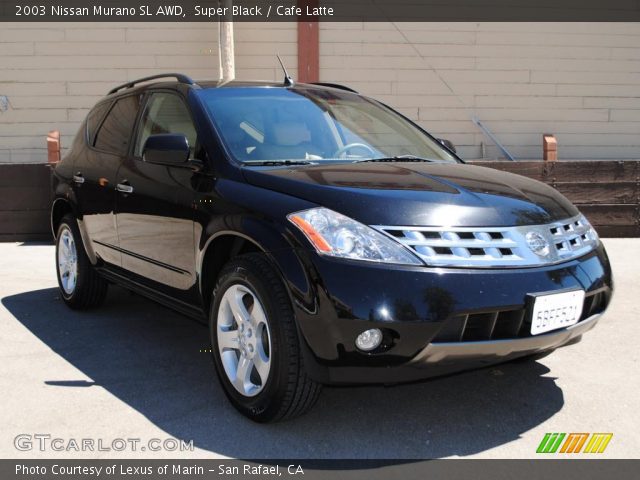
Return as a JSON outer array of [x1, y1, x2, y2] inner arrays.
[[242, 162, 579, 227]]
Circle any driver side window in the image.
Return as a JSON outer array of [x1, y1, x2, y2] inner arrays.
[[134, 92, 197, 158]]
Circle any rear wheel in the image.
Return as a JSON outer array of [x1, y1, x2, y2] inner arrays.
[[55, 214, 108, 309], [210, 253, 321, 422]]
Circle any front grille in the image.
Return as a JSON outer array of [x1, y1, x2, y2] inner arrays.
[[373, 214, 599, 268], [432, 290, 608, 343], [551, 217, 597, 260]]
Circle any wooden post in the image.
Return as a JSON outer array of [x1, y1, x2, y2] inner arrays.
[[47, 130, 61, 164], [543, 134, 557, 161], [297, 0, 319, 83]]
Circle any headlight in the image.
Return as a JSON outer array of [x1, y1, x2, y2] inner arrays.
[[581, 215, 600, 243], [287, 208, 423, 265]]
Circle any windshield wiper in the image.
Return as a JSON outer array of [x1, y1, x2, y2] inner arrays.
[[353, 155, 439, 163], [242, 160, 316, 167]]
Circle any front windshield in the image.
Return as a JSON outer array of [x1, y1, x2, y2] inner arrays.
[[197, 86, 458, 164]]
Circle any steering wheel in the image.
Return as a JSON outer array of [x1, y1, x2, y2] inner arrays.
[[333, 143, 377, 159]]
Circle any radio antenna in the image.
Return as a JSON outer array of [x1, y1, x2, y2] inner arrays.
[[277, 54, 294, 87]]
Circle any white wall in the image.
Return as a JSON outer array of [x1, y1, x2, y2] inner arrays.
[[320, 22, 640, 160], [0, 22, 297, 163], [1, 21, 638, 163]]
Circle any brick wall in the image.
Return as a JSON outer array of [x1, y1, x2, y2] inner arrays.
[[0, 22, 297, 163], [320, 22, 640, 160]]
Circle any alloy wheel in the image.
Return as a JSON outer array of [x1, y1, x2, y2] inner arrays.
[[57, 227, 78, 295], [216, 284, 272, 397]]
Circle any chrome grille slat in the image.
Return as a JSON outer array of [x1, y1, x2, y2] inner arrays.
[[373, 214, 599, 268], [395, 239, 518, 249]]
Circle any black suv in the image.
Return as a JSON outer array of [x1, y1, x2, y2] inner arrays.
[[52, 73, 613, 422]]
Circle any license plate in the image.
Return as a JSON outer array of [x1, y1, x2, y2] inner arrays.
[[530, 290, 585, 335]]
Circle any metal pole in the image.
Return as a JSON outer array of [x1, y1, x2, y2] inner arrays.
[[219, 0, 235, 83], [472, 116, 516, 161]]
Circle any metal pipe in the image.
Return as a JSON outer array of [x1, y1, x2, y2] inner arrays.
[[218, 0, 235, 83], [472, 116, 516, 161]]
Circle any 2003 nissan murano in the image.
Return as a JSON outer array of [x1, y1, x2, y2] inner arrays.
[[51, 73, 613, 422]]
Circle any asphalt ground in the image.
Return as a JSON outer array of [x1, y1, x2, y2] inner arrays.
[[1, 239, 638, 459]]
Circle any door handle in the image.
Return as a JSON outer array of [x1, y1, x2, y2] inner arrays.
[[73, 173, 85, 184], [116, 182, 134, 194]]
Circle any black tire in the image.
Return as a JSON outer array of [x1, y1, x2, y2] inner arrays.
[[55, 214, 108, 309], [209, 253, 321, 422]]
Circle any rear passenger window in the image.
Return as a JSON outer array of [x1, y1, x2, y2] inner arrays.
[[94, 94, 142, 155], [86, 102, 111, 145]]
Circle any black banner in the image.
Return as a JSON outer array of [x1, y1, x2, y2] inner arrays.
[[4, 460, 640, 480], [2, 0, 640, 22]]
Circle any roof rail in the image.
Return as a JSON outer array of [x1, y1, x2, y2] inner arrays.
[[310, 82, 358, 93], [107, 73, 196, 95]]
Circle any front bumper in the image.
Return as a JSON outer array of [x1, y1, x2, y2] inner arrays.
[[293, 244, 613, 385]]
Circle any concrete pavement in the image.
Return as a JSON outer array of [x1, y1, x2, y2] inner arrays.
[[0, 239, 638, 459]]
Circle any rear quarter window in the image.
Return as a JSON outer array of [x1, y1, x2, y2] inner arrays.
[[85, 101, 111, 145], [94, 94, 142, 155]]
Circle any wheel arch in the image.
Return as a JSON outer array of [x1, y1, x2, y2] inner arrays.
[[51, 197, 97, 264], [197, 222, 315, 317], [51, 197, 75, 239], [199, 231, 264, 313]]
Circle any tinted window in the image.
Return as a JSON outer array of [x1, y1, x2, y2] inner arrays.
[[86, 101, 111, 144], [94, 94, 142, 155], [134, 93, 197, 157], [197, 87, 457, 163]]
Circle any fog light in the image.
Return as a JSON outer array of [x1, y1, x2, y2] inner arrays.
[[355, 329, 383, 352]]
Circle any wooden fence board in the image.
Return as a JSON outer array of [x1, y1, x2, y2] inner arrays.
[[553, 182, 637, 205], [470, 160, 639, 183], [0, 233, 52, 242], [547, 160, 638, 183], [0, 164, 53, 188], [596, 225, 640, 237], [0, 164, 53, 241], [578, 204, 637, 226], [471, 161, 548, 181], [0, 161, 638, 241], [470, 160, 639, 237], [0, 211, 50, 235], [0, 186, 56, 211]]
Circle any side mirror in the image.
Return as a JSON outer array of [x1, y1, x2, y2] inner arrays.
[[438, 138, 457, 153], [143, 134, 190, 166]]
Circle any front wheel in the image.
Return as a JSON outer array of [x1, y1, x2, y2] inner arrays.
[[56, 214, 108, 309], [210, 253, 321, 422]]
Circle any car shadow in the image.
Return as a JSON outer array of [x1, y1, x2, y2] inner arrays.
[[2, 286, 564, 459]]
